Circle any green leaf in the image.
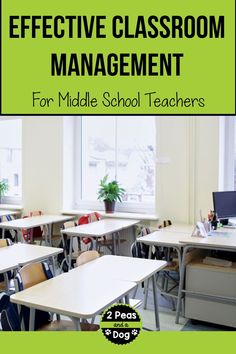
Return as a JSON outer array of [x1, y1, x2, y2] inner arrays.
[[97, 175, 126, 202]]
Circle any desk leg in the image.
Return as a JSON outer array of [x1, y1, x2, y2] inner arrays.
[[68, 236, 73, 270], [117, 232, 121, 255], [152, 274, 160, 331], [18, 229, 24, 243], [1, 228, 5, 239], [17, 304, 26, 331], [112, 233, 117, 255], [3, 273, 10, 294], [71, 317, 81, 330], [175, 246, 188, 324], [46, 224, 52, 246], [143, 245, 152, 309], [50, 256, 56, 276], [124, 294, 130, 305], [29, 308, 36, 331]]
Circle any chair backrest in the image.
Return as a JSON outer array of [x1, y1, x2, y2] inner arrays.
[[78, 212, 101, 225], [0, 238, 12, 248], [131, 227, 162, 259], [140, 227, 151, 236], [22, 212, 45, 242], [15, 262, 53, 291], [158, 219, 172, 229], [5, 214, 15, 222], [63, 220, 77, 230], [78, 212, 101, 245], [29, 210, 43, 217], [131, 227, 151, 259], [13, 262, 52, 331], [76, 250, 100, 267]]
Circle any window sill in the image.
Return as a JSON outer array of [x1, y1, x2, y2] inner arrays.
[[0, 204, 23, 211], [62, 209, 159, 221]]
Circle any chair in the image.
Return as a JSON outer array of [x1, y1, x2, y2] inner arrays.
[[158, 220, 172, 229], [59, 220, 82, 271], [76, 250, 100, 267], [76, 251, 100, 330], [131, 225, 178, 310], [78, 212, 113, 254], [0, 214, 17, 242], [0, 239, 12, 248], [22, 211, 48, 244], [14, 262, 98, 331], [130, 227, 153, 304], [156, 219, 180, 310], [158, 219, 179, 282], [0, 239, 14, 293]]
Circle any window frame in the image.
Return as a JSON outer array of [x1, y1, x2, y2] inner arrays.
[[0, 117, 22, 205], [73, 116, 157, 214]]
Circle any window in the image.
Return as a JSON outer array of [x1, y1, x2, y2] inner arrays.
[[74, 116, 156, 213], [0, 118, 22, 204]]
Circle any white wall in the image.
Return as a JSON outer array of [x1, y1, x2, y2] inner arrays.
[[22, 117, 63, 214], [21, 116, 220, 223], [194, 117, 220, 221], [156, 116, 220, 224]]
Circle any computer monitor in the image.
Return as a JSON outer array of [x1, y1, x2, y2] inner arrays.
[[212, 191, 236, 219]]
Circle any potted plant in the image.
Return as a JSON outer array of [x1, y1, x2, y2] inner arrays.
[[98, 175, 126, 213], [0, 180, 9, 204]]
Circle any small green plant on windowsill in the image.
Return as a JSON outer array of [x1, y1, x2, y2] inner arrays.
[[97, 175, 126, 213], [0, 180, 9, 204]]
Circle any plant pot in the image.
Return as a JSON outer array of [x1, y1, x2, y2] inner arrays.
[[104, 200, 116, 214]]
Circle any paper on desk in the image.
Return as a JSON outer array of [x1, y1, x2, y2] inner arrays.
[[208, 231, 231, 238]]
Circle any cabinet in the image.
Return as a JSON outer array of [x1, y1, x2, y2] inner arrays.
[[185, 260, 236, 327]]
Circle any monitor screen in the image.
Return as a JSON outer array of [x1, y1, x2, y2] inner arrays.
[[212, 191, 236, 218]]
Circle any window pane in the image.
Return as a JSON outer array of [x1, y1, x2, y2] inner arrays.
[[81, 116, 116, 200], [117, 117, 155, 204], [79, 116, 156, 211], [0, 119, 22, 199]]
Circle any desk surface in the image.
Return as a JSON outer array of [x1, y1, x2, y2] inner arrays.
[[62, 218, 139, 237], [0, 214, 73, 230], [137, 227, 236, 250], [10, 270, 136, 319], [73, 255, 167, 283], [0, 243, 63, 273], [179, 233, 236, 249], [137, 230, 192, 247], [161, 224, 194, 235]]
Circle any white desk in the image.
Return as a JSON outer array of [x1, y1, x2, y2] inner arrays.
[[10, 268, 136, 331], [0, 214, 74, 245], [0, 243, 63, 291], [137, 230, 194, 319], [61, 218, 139, 267], [160, 224, 195, 235], [137, 230, 190, 248], [77, 254, 166, 283], [74, 255, 166, 330]]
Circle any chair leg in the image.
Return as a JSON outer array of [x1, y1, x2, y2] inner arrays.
[[132, 284, 139, 298]]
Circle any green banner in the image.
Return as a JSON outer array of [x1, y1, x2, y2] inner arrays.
[[1, 332, 236, 353], [1, 0, 235, 114]]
